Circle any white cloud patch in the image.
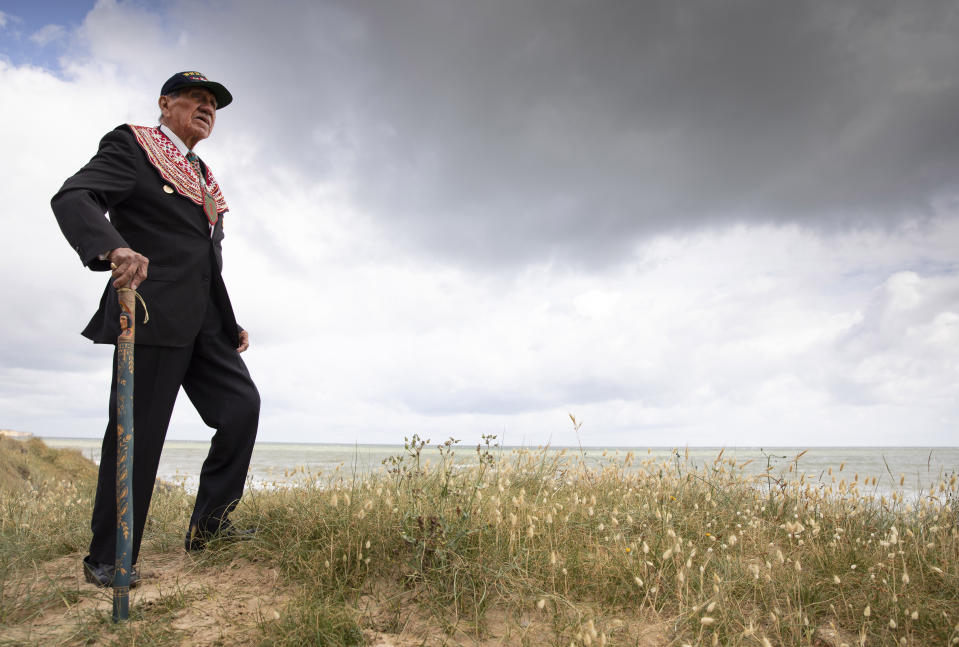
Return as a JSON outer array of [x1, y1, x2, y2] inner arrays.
[[3, 1, 958, 447], [29, 24, 66, 46]]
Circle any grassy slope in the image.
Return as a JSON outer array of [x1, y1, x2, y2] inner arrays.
[[1, 436, 957, 646], [0, 436, 97, 493]]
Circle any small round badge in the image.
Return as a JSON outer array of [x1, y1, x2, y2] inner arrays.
[[163, 185, 174, 194]]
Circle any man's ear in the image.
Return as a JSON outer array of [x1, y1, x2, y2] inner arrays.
[[158, 95, 169, 116]]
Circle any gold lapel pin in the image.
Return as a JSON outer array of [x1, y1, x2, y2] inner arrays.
[[162, 185, 174, 194]]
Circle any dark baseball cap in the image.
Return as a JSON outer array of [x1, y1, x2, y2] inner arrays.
[[160, 71, 232, 109]]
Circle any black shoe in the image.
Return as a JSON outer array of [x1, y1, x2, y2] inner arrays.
[[184, 522, 255, 552], [82, 558, 140, 588]]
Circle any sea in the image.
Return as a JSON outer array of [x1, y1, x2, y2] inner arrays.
[[41, 438, 959, 502]]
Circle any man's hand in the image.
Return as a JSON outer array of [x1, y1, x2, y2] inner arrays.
[[237, 329, 250, 353], [108, 248, 149, 290]]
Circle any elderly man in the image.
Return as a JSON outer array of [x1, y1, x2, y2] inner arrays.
[[51, 72, 260, 587]]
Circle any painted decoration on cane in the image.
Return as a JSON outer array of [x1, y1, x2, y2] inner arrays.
[[113, 290, 136, 622]]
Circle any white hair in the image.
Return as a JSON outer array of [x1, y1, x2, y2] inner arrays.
[[157, 89, 182, 123]]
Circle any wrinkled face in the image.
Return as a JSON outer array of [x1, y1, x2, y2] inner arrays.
[[158, 87, 217, 149]]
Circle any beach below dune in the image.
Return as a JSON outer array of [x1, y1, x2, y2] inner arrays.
[[41, 436, 959, 499]]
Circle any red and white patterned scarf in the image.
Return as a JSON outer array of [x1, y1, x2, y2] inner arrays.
[[127, 124, 229, 214]]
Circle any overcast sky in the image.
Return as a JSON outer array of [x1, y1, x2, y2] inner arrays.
[[1, 0, 957, 447]]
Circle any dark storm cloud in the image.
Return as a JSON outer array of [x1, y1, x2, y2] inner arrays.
[[204, 0, 959, 264]]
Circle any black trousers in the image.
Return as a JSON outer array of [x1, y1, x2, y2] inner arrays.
[[87, 298, 259, 566]]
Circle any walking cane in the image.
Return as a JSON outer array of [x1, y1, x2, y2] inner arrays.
[[112, 284, 147, 622]]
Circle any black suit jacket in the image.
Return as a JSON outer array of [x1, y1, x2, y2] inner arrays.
[[51, 125, 240, 348]]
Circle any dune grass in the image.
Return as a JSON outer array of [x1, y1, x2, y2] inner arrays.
[[1, 434, 957, 646], [231, 435, 959, 646]]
